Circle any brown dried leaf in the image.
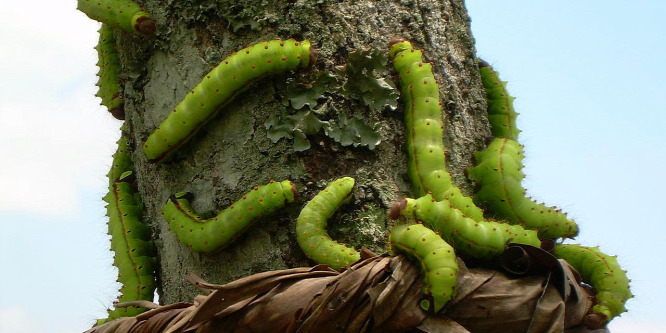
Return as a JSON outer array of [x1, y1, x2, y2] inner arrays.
[[85, 252, 600, 333]]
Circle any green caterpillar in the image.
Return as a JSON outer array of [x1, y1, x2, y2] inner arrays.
[[389, 223, 458, 313], [102, 170, 156, 324], [163, 180, 297, 253], [478, 60, 520, 140], [392, 194, 541, 259], [143, 39, 313, 162], [389, 38, 483, 221], [296, 177, 361, 270], [77, 0, 155, 35], [553, 243, 632, 325], [95, 25, 124, 120], [468, 138, 578, 239]]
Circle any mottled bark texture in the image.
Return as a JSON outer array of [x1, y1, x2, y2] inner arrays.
[[115, 0, 490, 305]]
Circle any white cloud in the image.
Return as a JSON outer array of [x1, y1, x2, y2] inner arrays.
[[0, 2, 120, 217], [0, 306, 82, 333], [0, 306, 47, 333]]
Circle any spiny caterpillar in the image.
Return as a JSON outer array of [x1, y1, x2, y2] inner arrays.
[[389, 38, 483, 221], [391, 194, 541, 259], [296, 177, 361, 270], [162, 180, 297, 253], [553, 243, 632, 327], [467, 139, 578, 239], [102, 170, 156, 324], [77, 0, 156, 35], [470, 61, 578, 239], [477, 60, 519, 140], [95, 25, 124, 120], [389, 223, 458, 313], [143, 39, 313, 162]]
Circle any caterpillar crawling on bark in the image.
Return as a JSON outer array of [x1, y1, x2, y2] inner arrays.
[[468, 138, 578, 239], [477, 60, 520, 140], [77, 0, 155, 35], [95, 25, 124, 120], [100, 133, 156, 324], [389, 38, 484, 221], [469, 61, 578, 239], [163, 180, 297, 253], [296, 177, 361, 270], [143, 39, 313, 162], [389, 223, 458, 313]]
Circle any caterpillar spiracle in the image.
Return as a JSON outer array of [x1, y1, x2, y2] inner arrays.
[[389, 38, 484, 221], [296, 177, 361, 270], [143, 39, 313, 162], [390, 223, 458, 313], [162, 180, 297, 253]]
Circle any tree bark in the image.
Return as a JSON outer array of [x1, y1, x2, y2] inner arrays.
[[117, 0, 489, 306]]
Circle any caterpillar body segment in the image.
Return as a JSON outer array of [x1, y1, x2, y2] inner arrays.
[[107, 134, 133, 186], [478, 60, 520, 140], [101, 172, 156, 324], [296, 177, 361, 270], [95, 25, 124, 120], [163, 180, 296, 253], [468, 138, 578, 239], [394, 194, 541, 259], [389, 38, 484, 221], [553, 244, 632, 325], [389, 223, 458, 312], [143, 39, 313, 162], [77, 0, 155, 35]]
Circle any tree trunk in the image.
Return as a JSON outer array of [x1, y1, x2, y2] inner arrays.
[[117, 0, 488, 306]]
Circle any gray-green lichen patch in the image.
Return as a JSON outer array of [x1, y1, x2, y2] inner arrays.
[[325, 113, 382, 150], [284, 71, 335, 110], [265, 108, 328, 152], [264, 107, 383, 152], [263, 48, 397, 152], [336, 48, 399, 112], [162, 0, 277, 32]]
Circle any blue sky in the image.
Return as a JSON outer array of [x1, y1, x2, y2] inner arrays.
[[466, 1, 666, 331], [0, 1, 664, 332]]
